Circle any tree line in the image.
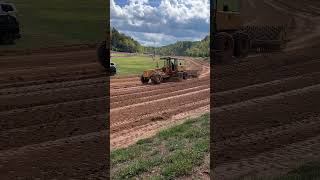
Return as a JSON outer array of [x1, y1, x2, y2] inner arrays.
[[111, 28, 143, 53], [111, 28, 209, 57]]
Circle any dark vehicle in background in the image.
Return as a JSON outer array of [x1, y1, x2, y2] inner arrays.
[[97, 41, 108, 68], [97, 40, 117, 76], [110, 62, 116, 76], [0, 3, 21, 44]]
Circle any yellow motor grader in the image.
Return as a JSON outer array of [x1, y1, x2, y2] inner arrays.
[[212, 0, 287, 64], [141, 57, 198, 84]]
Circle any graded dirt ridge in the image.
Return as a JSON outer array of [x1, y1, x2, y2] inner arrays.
[[110, 56, 210, 150], [0, 48, 109, 179], [212, 0, 320, 179]]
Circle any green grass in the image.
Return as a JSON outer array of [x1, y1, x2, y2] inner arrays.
[[111, 56, 164, 76], [2, 0, 107, 51], [111, 113, 210, 179], [111, 53, 137, 57], [111, 55, 188, 76], [240, 162, 320, 180]]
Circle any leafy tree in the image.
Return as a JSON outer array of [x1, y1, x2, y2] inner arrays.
[[111, 28, 142, 53]]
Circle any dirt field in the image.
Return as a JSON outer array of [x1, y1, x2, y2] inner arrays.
[[0, 47, 109, 179], [0, 46, 209, 178], [212, 0, 320, 179], [1, 0, 319, 178], [110, 57, 210, 150]]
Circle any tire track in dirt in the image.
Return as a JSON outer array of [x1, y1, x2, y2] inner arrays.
[[0, 130, 108, 179], [0, 114, 106, 150], [215, 58, 320, 92], [0, 65, 105, 85], [0, 72, 106, 89], [263, 0, 320, 52], [0, 83, 107, 111], [111, 79, 208, 100], [214, 71, 320, 107], [111, 99, 209, 134], [0, 77, 106, 95], [111, 76, 209, 95], [214, 116, 320, 165], [213, 67, 320, 178], [214, 134, 320, 180], [0, 49, 97, 68], [111, 84, 209, 109], [111, 105, 210, 150], [213, 83, 320, 164], [111, 89, 209, 125], [110, 58, 210, 149], [0, 97, 107, 130], [0, 48, 108, 178], [212, 0, 320, 178]]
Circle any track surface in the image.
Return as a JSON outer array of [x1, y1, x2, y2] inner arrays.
[[0, 47, 209, 178], [0, 48, 109, 179], [1, 1, 319, 179], [110, 57, 210, 149], [212, 0, 320, 179]]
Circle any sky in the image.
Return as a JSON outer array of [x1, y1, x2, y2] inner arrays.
[[111, 0, 210, 47]]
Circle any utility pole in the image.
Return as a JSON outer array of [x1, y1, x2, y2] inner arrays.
[[153, 40, 159, 68]]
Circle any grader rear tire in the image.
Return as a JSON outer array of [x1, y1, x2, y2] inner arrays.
[[183, 72, 188, 79], [233, 32, 250, 58], [213, 32, 234, 64], [140, 75, 149, 84]]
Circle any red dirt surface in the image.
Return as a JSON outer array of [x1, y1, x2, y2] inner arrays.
[[110, 58, 210, 149], [0, 49, 108, 179], [0, 46, 209, 178], [212, 0, 320, 179]]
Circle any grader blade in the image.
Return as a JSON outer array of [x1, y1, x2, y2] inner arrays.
[[241, 25, 287, 53]]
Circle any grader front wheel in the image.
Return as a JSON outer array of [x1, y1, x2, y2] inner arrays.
[[140, 75, 149, 84], [151, 74, 162, 84]]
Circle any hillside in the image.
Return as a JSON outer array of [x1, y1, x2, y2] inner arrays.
[[186, 35, 210, 57], [111, 28, 209, 57], [111, 28, 143, 53]]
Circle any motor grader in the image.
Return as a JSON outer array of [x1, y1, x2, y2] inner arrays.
[[212, 0, 287, 64], [141, 57, 198, 84]]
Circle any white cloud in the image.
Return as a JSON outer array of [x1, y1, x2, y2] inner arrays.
[[111, 0, 209, 46]]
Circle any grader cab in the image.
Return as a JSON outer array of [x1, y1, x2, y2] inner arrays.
[[141, 57, 197, 84]]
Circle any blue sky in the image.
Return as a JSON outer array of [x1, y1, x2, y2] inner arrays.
[[111, 0, 210, 47]]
